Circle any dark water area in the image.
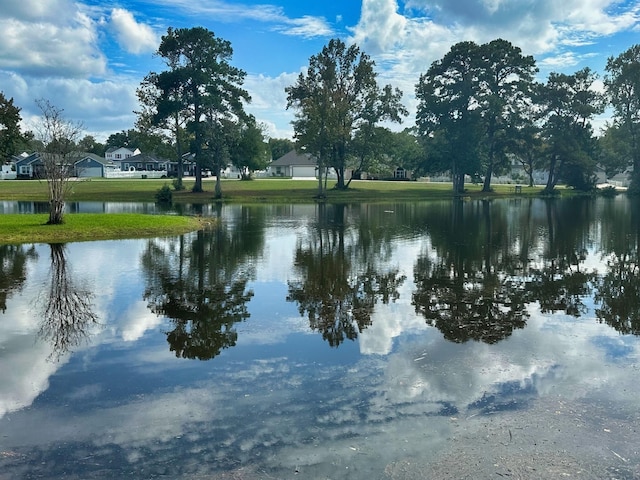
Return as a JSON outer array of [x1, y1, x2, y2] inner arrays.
[[1, 197, 640, 479]]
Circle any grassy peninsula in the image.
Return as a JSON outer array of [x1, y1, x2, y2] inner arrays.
[[0, 213, 211, 245]]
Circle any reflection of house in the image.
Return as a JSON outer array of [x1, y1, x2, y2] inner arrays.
[[268, 150, 317, 178], [105, 146, 141, 162]]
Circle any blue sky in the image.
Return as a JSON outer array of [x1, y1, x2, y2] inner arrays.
[[1, 0, 639, 144]]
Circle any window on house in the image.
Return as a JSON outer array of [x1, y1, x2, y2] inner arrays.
[[20, 165, 30, 174], [115, 154, 122, 159]]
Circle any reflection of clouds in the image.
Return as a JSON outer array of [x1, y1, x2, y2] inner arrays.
[[0, 332, 61, 419], [118, 300, 164, 342]]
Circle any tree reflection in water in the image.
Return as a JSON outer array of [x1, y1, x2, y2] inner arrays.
[[287, 204, 406, 347], [0, 244, 38, 313], [412, 199, 530, 343], [142, 206, 262, 360], [37, 243, 99, 360]]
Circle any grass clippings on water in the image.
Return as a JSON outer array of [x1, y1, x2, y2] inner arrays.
[[0, 213, 211, 245]]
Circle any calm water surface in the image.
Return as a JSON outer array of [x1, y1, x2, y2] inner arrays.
[[1, 198, 640, 479]]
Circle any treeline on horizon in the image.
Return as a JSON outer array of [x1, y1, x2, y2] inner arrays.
[[1, 27, 640, 198]]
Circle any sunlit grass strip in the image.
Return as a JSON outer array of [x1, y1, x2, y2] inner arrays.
[[0, 213, 210, 245], [0, 178, 547, 203]]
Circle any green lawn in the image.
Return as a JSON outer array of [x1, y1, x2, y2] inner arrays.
[[0, 213, 211, 245], [0, 177, 545, 203]]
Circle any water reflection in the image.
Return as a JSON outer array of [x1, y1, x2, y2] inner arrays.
[[287, 204, 406, 347], [412, 199, 529, 343], [142, 206, 262, 359], [2, 198, 640, 478], [37, 244, 99, 360], [0, 243, 38, 312]]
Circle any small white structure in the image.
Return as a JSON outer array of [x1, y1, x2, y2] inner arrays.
[[1, 164, 16, 180]]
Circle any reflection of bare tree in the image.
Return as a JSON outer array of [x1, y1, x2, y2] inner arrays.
[[38, 243, 99, 360]]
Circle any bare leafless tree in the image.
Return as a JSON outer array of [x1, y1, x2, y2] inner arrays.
[[34, 99, 83, 225]]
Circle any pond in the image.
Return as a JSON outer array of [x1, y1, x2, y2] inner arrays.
[[1, 197, 640, 479]]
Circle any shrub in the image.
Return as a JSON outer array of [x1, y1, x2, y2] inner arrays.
[[155, 184, 173, 204]]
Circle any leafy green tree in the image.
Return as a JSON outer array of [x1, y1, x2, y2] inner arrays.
[[511, 118, 543, 187], [105, 129, 174, 158], [77, 135, 105, 156], [416, 39, 536, 193], [476, 39, 537, 192], [150, 27, 250, 195], [0, 92, 27, 161], [268, 137, 294, 161], [230, 117, 270, 179], [286, 38, 405, 195], [604, 44, 640, 193], [598, 123, 632, 178], [416, 41, 484, 194], [537, 68, 604, 192]]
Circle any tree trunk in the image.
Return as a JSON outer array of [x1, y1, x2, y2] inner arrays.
[[543, 155, 557, 193], [214, 164, 222, 199], [482, 164, 493, 192], [48, 199, 65, 225], [193, 164, 203, 193], [316, 158, 325, 198]]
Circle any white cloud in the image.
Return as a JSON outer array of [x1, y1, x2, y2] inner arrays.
[[0, 13, 106, 78], [245, 71, 299, 139], [109, 8, 159, 55], [275, 15, 335, 38], [151, 0, 334, 39]]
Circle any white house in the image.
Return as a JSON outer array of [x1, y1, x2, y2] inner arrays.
[[268, 150, 317, 178], [105, 146, 141, 162]]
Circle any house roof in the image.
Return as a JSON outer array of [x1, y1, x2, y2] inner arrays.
[[125, 153, 170, 163], [270, 150, 316, 167], [73, 153, 109, 165], [106, 146, 138, 154]]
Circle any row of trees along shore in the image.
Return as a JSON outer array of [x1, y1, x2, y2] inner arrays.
[[3, 29, 640, 223]]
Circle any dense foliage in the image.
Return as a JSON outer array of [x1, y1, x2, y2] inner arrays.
[[6, 32, 640, 196]]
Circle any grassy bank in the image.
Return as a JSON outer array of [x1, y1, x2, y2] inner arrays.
[[0, 177, 545, 203], [0, 213, 211, 245]]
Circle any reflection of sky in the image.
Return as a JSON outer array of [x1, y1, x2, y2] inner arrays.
[[1, 205, 640, 478]]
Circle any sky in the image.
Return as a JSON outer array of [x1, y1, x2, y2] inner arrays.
[[1, 0, 640, 144]]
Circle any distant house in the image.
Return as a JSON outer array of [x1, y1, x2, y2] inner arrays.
[[14, 152, 45, 179], [74, 154, 116, 178], [115, 153, 169, 173], [105, 146, 141, 162], [268, 150, 317, 178], [15, 152, 112, 179]]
